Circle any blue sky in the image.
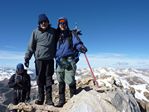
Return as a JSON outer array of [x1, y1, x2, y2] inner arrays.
[[0, 0, 149, 69]]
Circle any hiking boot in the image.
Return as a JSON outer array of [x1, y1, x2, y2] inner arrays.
[[35, 100, 44, 105], [36, 85, 44, 105], [69, 83, 76, 98], [45, 86, 54, 106], [55, 94, 65, 107], [45, 100, 54, 106], [55, 83, 65, 107]]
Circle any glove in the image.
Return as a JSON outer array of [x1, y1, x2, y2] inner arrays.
[[24, 58, 29, 68], [80, 46, 87, 53]]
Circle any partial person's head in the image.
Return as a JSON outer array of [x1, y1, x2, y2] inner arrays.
[[38, 14, 50, 30], [16, 63, 24, 75], [58, 17, 69, 31]]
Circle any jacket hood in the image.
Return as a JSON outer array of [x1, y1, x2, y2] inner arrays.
[[57, 17, 69, 30]]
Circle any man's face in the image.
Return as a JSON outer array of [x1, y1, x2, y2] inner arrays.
[[39, 20, 49, 30]]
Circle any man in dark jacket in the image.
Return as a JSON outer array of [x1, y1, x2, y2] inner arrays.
[[8, 63, 31, 112], [24, 14, 56, 105], [55, 17, 87, 107]]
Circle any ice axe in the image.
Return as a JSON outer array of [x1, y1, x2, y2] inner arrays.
[[84, 53, 99, 87]]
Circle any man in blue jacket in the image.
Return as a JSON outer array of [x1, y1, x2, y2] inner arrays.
[[55, 17, 87, 107], [24, 14, 56, 105]]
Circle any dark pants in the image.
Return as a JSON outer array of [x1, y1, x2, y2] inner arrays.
[[12, 90, 26, 105], [35, 59, 54, 101], [12, 90, 26, 112], [35, 59, 54, 86]]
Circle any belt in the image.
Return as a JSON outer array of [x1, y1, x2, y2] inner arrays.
[[62, 54, 74, 59]]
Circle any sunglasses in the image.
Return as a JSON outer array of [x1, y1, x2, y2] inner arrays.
[[59, 22, 66, 25], [40, 20, 48, 24]]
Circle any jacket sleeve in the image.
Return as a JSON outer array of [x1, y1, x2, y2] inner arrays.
[[8, 74, 17, 88], [72, 31, 84, 51], [25, 31, 37, 60]]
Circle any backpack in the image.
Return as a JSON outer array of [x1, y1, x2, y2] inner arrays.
[[67, 29, 82, 63]]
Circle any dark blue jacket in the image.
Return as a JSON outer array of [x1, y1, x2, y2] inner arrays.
[[8, 70, 31, 103], [56, 30, 83, 61]]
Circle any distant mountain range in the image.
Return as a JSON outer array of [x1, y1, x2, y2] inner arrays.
[[0, 67, 149, 112]]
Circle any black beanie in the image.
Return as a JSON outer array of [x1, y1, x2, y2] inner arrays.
[[16, 63, 24, 73], [38, 14, 49, 24]]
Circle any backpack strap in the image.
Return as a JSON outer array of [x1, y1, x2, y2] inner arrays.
[[67, 30, 82, 63], [67, 31, 73, 50]]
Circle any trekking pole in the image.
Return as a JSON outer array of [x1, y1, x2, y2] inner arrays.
[[84, 53, 99, 87]]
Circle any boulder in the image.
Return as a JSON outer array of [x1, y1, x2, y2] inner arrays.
[[60, 88, 141, 112]]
